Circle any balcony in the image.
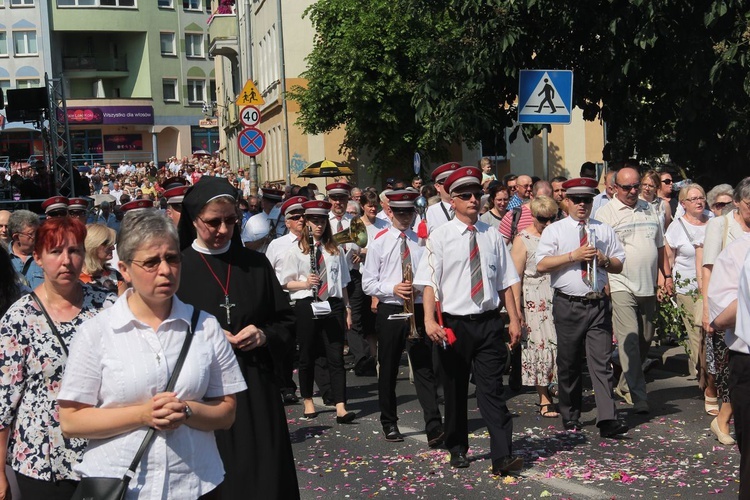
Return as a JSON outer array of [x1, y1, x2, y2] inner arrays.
[[62, 56, 129, 79], [208, 14, 239, 60]]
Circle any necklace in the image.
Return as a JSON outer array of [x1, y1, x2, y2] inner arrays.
[[198, 253, 235, 324], [141, 331, 163, 365]]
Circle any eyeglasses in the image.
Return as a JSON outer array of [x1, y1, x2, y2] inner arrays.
[[684, 196, 706, 203], [16, 231, 36, 240], [641, 183, 656, 189], [130, 254, 182, 272], [452, 191, 482, 201], [47, 209, 68, 218], [518, 183, 533, 190], [197, 216, 239, 229], [535, 215, 556, 224], [712, 201, 732, 210], [617, 183, 641, 192], [286, 214, 304, 221], [661, 178, 673, 185], [568, 196, 593, 205]]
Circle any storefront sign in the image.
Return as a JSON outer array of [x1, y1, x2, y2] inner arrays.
[[199, 118, 218, 128], [64, 106, 154, 125], [103, 134, 143, 151]]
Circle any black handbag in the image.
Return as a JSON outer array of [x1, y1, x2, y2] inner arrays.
[[70, 307, 201, 500]]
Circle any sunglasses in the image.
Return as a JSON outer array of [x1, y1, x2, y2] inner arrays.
[[535, 215, 556, 224], [286, 214, 304, 221], [661, 179, 673, 185], [130, 254, 182, 272], [453, 191, 483, 201], [47, 209, 68, 218], [69, 209, 88, 217], [713, 201, 731, 210], [568, 196, 593, 205], [617, 183, 641, 192], [392, 208, 415, 215], [198, 216, 238, 229]]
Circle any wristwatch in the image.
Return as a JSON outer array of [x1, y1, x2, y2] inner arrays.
[[184, 403, 193, 420]]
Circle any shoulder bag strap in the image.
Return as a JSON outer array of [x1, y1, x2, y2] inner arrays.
[[722, 212, 731, 250], [122, 307, 201, 482], [29, 291, 69, 357], [677, 218, 696, 246]]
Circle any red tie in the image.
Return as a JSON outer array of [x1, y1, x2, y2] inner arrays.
[[468, 225, 484, 305], [316, 242, 329, 300]]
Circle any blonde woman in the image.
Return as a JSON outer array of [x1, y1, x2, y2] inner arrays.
[[80, 224, 127, 295]]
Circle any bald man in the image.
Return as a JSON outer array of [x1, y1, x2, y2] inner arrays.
[[0, 210, 11, 249], [507, 175, 533, 210]]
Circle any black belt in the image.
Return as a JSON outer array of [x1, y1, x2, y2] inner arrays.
[[554, 290, 606, 304], [443, 310, 498, 322]]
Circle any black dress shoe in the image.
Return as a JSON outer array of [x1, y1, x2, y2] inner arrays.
[[449, 452, 470, 468], [383, 424, 404, 442], [491, 456, 524, 476], [336, 411, 356, 424], [563, 419, 583, 431], [282, 391, 299, 404], [426, 426, 445, 448], [302, 411, 318, 419], [598, 419, 629, 438]]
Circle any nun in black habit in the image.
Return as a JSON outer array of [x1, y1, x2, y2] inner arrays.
[[176, 176, 300, 500]]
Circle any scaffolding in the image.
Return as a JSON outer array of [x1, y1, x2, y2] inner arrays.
[[45, 73, 74, 197]]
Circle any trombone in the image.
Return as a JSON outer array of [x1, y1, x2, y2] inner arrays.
[[402, 262, 421, 340]]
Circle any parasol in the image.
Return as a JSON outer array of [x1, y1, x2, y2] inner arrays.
[[298, 159, 354, 178]]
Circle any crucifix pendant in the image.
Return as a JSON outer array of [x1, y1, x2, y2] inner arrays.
[[221, 294, 236, 324]]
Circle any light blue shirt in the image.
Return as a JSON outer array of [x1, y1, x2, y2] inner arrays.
[[8, 241, 44, 289]]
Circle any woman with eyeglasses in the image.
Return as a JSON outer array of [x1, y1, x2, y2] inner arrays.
[[639, 170, 673, 230], [665, 184, 709, 396], [281, 200, 356, 425], [175, 176, 300, 500], [80, 223, 126, 295], [0, 217, 116, 499], [509, 196, 560, 418], [479, 184, 511, 230], [699, 178, 750, 445]]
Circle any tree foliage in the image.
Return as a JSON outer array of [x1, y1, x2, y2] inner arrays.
[[291, 0, 750, 183]]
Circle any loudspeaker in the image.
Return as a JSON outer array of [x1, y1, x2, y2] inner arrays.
[[6, 87, 48, 123]]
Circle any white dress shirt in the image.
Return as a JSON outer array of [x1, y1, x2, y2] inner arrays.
[[265, 233, 299, 283], [536, 216, 626, 297], [240, 207, 285, 252], [708, 233, 750, 354], [426, 200, 454, 235], [413, 217, 519, 315], [280, 242, 351, 301], [58, 292, 247, 500], [362, 226, 424, 305]]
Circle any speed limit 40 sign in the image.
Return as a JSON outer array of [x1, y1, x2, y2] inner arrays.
[[239, 105, 261, 127]]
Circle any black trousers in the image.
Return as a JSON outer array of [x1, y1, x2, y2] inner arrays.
[[730, 351, 750, 499], [294, 297, 347, 403], [15, 473, 77, 500], [552, 294, 616, 424], [376, 302, 441, 431], [440, 312, 513, 461], [347, 270, 375, 364], [271, 302, 297, 393]]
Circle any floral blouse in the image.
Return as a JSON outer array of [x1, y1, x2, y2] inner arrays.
[[0, 285, 116, 481]]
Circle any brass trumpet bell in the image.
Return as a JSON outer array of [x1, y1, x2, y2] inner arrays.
[[333, 217, 368, 247]]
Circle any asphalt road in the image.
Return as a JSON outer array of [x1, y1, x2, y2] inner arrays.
[[287, 353, 739, 499]]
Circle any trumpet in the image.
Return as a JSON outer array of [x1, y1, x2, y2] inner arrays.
[[309, 230, 319, 301], [402, 262, 420, 340], [587, 225, 597, 290], [332, 217, 368, 247]]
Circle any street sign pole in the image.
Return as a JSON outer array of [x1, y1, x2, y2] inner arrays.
[[542, 128, 549, 182]]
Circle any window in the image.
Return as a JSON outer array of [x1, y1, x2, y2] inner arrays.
[[158, 0, 172, 7], [0, 33, 7, 56], [185, 33, 203, 58], [57, 0, 98, 5], [16, 79, 40, 88], [58, 0, 133, 5], [160, 33, 175, 56], [0, 80, 10, 94], [13, 31, 37, 55], [183, 0, 199, 10], [99, 0, 135, 6], [11, 0, 34, 6], [186, 79, 205, 104], [209, 79, 216, 103], [162, 79, 178, 102]]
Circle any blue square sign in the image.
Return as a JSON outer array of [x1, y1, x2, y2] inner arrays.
[[518, 70, 574, 124]]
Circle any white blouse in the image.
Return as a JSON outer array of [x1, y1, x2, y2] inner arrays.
[[58, 291, 247, 500], [280, 241, 351, 301]]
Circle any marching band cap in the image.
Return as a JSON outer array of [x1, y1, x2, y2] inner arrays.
[[444, 166, 482, 194], [281, 196, 309, 215], [68, 198, 90, 210], [326, 182, 352, 197], [431, 162, 461, 183], [120, 199, 154, 213], [163, 176, 189, 190], [385, 190, 419, 209], [302, 200, 332, 216], [164, 185, 190, 205], [261, 188, 284, 201], [562, 177, 598, 197], [42, 196, 69, 214]]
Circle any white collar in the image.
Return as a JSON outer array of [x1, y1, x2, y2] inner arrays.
[[191, 240, 231, 255]]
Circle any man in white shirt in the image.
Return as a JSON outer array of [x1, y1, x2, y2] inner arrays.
[[537, 177, 628, 438], [414, 166, 523, 476], [362, 190, 443, 447], [596, 166, 673, 414], [425, 162, 460, 234], [242, 188, 285, 252], [709, 235, 750, 497], [110, 181, 123, 203]]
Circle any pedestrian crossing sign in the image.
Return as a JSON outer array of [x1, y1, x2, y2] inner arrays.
[[518, 70, 573, 124]]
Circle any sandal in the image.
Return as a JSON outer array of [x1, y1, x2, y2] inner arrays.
[[538, 403, 559, 418], [705, 395, 719, 416]]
